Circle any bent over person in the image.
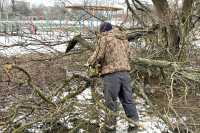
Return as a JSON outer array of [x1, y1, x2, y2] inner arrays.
[[87, 22, 139, 132]]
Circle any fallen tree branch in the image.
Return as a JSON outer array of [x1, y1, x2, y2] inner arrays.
[[65, 25, 160, 52], [65, 34, 200, 83]]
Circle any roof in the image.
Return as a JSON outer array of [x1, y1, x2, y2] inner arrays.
[[65, 5, 123, 11]]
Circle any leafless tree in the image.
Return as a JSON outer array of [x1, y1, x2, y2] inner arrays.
[[0, 0, 199, 133]]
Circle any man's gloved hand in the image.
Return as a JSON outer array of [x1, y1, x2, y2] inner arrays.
[[87, 66, 99, 78], [3, 63, 13, 74], [84, 62, 90, 67], [87, 65, 101, 78], [84, 62, 101, 78]]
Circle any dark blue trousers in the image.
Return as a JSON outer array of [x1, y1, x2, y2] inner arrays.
[[102, 71, 139, 122]]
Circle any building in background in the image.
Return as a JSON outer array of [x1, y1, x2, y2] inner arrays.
[[15, 0, 30, 9], [15, 0, 31, 16]]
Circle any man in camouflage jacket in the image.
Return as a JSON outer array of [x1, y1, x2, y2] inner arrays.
[[87, 22, 139, 131]]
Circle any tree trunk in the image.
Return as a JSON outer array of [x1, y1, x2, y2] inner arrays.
[[151, 0, 194, 61]]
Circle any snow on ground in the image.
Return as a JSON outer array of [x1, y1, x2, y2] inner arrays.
[[0, 71, 174, 133], [117, 96, 171, 133], [194, 40, 200, 47], [76, 87, 171, 133], [77, 87, 92, 101], [117, 99, 171, 133], [0, 33, 70, 56], [0, 33, 199, 56], [0, 30, 197, 132]]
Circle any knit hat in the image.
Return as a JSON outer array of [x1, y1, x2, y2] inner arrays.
[[100, 22, 112, 32]]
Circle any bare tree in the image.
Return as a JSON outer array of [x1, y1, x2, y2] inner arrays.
[[0, 0, 199, 132], [0, 0, 5, 18]]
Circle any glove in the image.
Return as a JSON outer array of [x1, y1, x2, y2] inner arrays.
[[84, 63, 90, 67], [87, 65, 101, 78], [3, 63, 13, 74]]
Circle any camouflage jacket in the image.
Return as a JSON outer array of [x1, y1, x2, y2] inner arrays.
[[87, 28, 131, 75]]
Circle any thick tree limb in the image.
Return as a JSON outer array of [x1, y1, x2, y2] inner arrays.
[[65, 34, 200, 83], [151, 0, 170, 19], [66, 35, 94, 53], [182, 0, 194, 23], [66, 25, 160, 51], [125, 0, 146, 27]]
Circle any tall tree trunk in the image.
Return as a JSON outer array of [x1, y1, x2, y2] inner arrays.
[[11, 0, 15, 12], [152, 0, 194, 60], [0, 0, 4, 19], [152, 0, 179, 59], [178, 0, 194, 61], [151, 0, 169, 20]]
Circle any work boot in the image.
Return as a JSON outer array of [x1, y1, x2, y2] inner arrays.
[[105, 124, 116, 132], [100, 124, 116, 133], [128, 123, 138, 133], [102, 114, 117, 133], [128, 121, 144, 133]]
